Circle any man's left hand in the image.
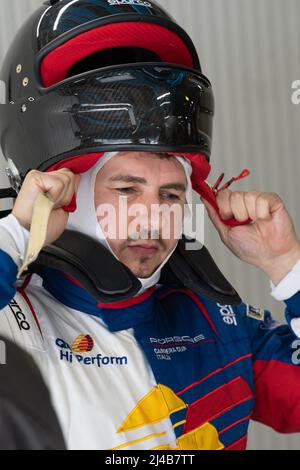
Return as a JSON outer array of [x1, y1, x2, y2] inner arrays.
[[202, 190, 300, 285]]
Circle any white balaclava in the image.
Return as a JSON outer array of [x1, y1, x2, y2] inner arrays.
[[67, 152, 193, 296]]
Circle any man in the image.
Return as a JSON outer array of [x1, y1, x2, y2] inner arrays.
[[0, 0, 300, 451], [0, 149, 300, 450]]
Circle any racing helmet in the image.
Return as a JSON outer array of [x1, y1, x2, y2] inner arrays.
[[0, 0, 215, 198]]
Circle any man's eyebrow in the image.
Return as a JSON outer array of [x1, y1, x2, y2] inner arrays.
[[109, 175, 186, 192], [160, 182, 186, 192], [109, 175, 147, 184]]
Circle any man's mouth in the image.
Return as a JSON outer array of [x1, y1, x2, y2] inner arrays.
[[127, 242, 160, 256]]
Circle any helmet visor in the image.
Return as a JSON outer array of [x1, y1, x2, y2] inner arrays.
[[37, 64, 214, 170]]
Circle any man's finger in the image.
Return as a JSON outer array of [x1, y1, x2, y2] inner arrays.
[[255, 192, 283, 221], [244, 191, 260, 220], [216, 189, 233, 220], [74, 174, 81, 193], [229, 192, 249, 222]]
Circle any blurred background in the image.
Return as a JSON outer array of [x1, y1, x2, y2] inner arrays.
[[0, 0, 300, 450]]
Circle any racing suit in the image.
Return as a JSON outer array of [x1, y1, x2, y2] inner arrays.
[[0, 215, 300, 450]]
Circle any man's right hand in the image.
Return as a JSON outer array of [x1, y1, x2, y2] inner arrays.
[[12, 169, 80, 247]]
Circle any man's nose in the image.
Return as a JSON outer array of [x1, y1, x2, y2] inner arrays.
[[132, 192, 162, 238]]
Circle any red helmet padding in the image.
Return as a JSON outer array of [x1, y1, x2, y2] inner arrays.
[[46, 151, 249, 227], [46, 152, 210, 181], [41, 22, 195, 87], [46, 152, 209, 213]]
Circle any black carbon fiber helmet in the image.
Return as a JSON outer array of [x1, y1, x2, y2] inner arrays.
[[0, 0, 214, 197]]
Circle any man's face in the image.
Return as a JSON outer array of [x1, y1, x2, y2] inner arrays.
[[94, 152, 187, 279]]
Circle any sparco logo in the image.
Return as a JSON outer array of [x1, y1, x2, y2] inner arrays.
[[8, 299, 30, 331], [108, 0, 152, 7]]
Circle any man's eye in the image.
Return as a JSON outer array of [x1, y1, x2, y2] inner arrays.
[[161, 193, 180, 201], [116, 187, 136, 194]]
